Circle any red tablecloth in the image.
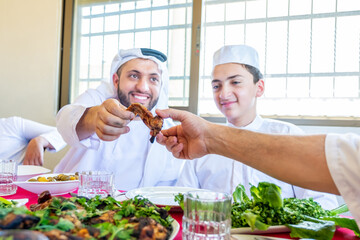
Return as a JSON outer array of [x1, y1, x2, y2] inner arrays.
[[3, 187, 358, 240]]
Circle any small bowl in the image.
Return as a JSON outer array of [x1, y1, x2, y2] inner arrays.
[[17, 165, 51, 181], [15, 173, 79, 195]]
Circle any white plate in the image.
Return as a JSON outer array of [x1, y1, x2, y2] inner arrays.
[[231, 234, 290, 239], [17, 165, 51, 181], [8, 198, 29, 207], [231, 225, 290, 234], [169, 220, 180, 240], [15, 173, 79, 195], [124, 186, 209, 207]]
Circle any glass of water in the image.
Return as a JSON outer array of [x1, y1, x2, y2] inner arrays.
[[0, 159, 18, 196], [182, 191, 232, 240], [78, 171, 114, 198]]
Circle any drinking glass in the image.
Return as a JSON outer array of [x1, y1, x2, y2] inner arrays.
[[0, 159, 18, 196], [182, 191, 232, 240], [78, 171, 114, 198]]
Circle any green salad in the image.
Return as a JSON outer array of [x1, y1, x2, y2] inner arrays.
[[175, 182, 360, 240], [0, 197, 18, 208]]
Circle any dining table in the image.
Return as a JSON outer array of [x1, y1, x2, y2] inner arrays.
[[3, 187, 359, 240]]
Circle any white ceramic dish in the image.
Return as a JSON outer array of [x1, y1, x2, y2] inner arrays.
[[169, 220, 180, 240], [231, 225, 290, 234], [9, 198, 29, 207], [124, 186, 209, 207], [15, 173, 79, 195], [17, 165, 51, 181], [231, 234, 290, 239]]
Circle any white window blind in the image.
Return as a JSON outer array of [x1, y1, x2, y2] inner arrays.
[[70, 0, 192, 107], [199, 0, 360, 119], [66, 0, 360, 124]]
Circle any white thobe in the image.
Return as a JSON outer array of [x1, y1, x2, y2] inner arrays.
[[0, 117, 66, 164], [177, 115, 338, 210], [326, 133, 360, 227], [55, 81, 184, 191]]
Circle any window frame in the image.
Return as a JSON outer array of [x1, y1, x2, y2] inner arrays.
[[60, 0, 360, 127]]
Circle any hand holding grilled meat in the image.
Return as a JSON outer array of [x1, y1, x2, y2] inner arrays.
[[127, 103, 163, 143], [76, 99, 135, 142]]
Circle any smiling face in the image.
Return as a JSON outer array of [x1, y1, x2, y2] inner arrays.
[[113, 58, 162, 110], [212, 63, 264, 127]]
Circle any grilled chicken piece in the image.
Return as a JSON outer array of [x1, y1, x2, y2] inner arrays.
[[86, 210, 116, 225], [126, 103, 164, 143], [38, 190, 52, 204], [129, 217, 169, 240], [42, 229, 83, 240], [0, 213, 40, 230]]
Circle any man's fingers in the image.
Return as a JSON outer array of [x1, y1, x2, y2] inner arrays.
[[96, 126, 130, 141], [34, 157, 42, 166], [104, 99, 135, 120], [98, 119, 130, 135], [99, 113, 131, 128], [171, 143, 184, 159], [156, 108, 189, 122], [160, 126, 178, 137], [156, 132, 167, 145], [166, 136, 178, 152]]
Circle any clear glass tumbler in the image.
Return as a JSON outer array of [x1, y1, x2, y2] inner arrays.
[[182, 191, 232, 240], [78, 171, 114, 198], [0, 159, 18, 196]]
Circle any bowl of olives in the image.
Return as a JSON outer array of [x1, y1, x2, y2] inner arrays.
[[15, 173, 79, 195]]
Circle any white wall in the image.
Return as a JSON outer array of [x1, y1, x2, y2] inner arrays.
[[0, 0, 62, 123], [0, 0, 65, 170]]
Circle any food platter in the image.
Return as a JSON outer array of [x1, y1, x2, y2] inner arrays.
[[0, 191, 177, 239], [231, 225, 290, 234], [15, 173, 79, 195], [17, 165, 51, 181], [124, 186, 209, 208]]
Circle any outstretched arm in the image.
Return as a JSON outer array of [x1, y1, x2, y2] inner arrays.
[[156, 108, 339, 195]]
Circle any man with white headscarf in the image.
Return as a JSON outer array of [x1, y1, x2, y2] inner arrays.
[[176, 45, 338, 209], [55, 48, 184, 191]]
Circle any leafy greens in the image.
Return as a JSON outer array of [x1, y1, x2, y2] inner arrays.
[[174, 182, 359, 239], [232, 182, 359, 239]]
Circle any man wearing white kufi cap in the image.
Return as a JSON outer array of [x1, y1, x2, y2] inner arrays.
[[55, 48, 184, 191], [176, 45, 338, 209]]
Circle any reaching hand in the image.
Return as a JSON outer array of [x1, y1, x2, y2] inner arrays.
[[77, 99, 135, 141], [23, 136, 49, 166], [155, 108, 211, 159]]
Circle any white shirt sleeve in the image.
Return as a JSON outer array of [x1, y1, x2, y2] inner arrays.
[[176, 160, 201, 188], [325, 133, 360, 227], [55, 82, 113, 149], [20, 118, 66, 152], [292, 186, 339, 210], [39, 130, 66, 152]]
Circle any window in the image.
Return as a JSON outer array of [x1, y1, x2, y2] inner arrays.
[[65, 0, 193, 107], [62, 0, 360, 125]]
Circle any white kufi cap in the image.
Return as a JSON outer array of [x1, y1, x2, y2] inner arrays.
[[213, 45, 260, 70]]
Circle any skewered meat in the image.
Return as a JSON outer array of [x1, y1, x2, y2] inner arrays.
[[126, 103, 163, 143]]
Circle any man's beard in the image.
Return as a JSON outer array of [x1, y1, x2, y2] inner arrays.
[[117, 88, 159, 110]]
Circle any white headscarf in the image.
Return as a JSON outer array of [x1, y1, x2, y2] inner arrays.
[[213, 45, 261, 70], [109, 48, 170, 111]]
